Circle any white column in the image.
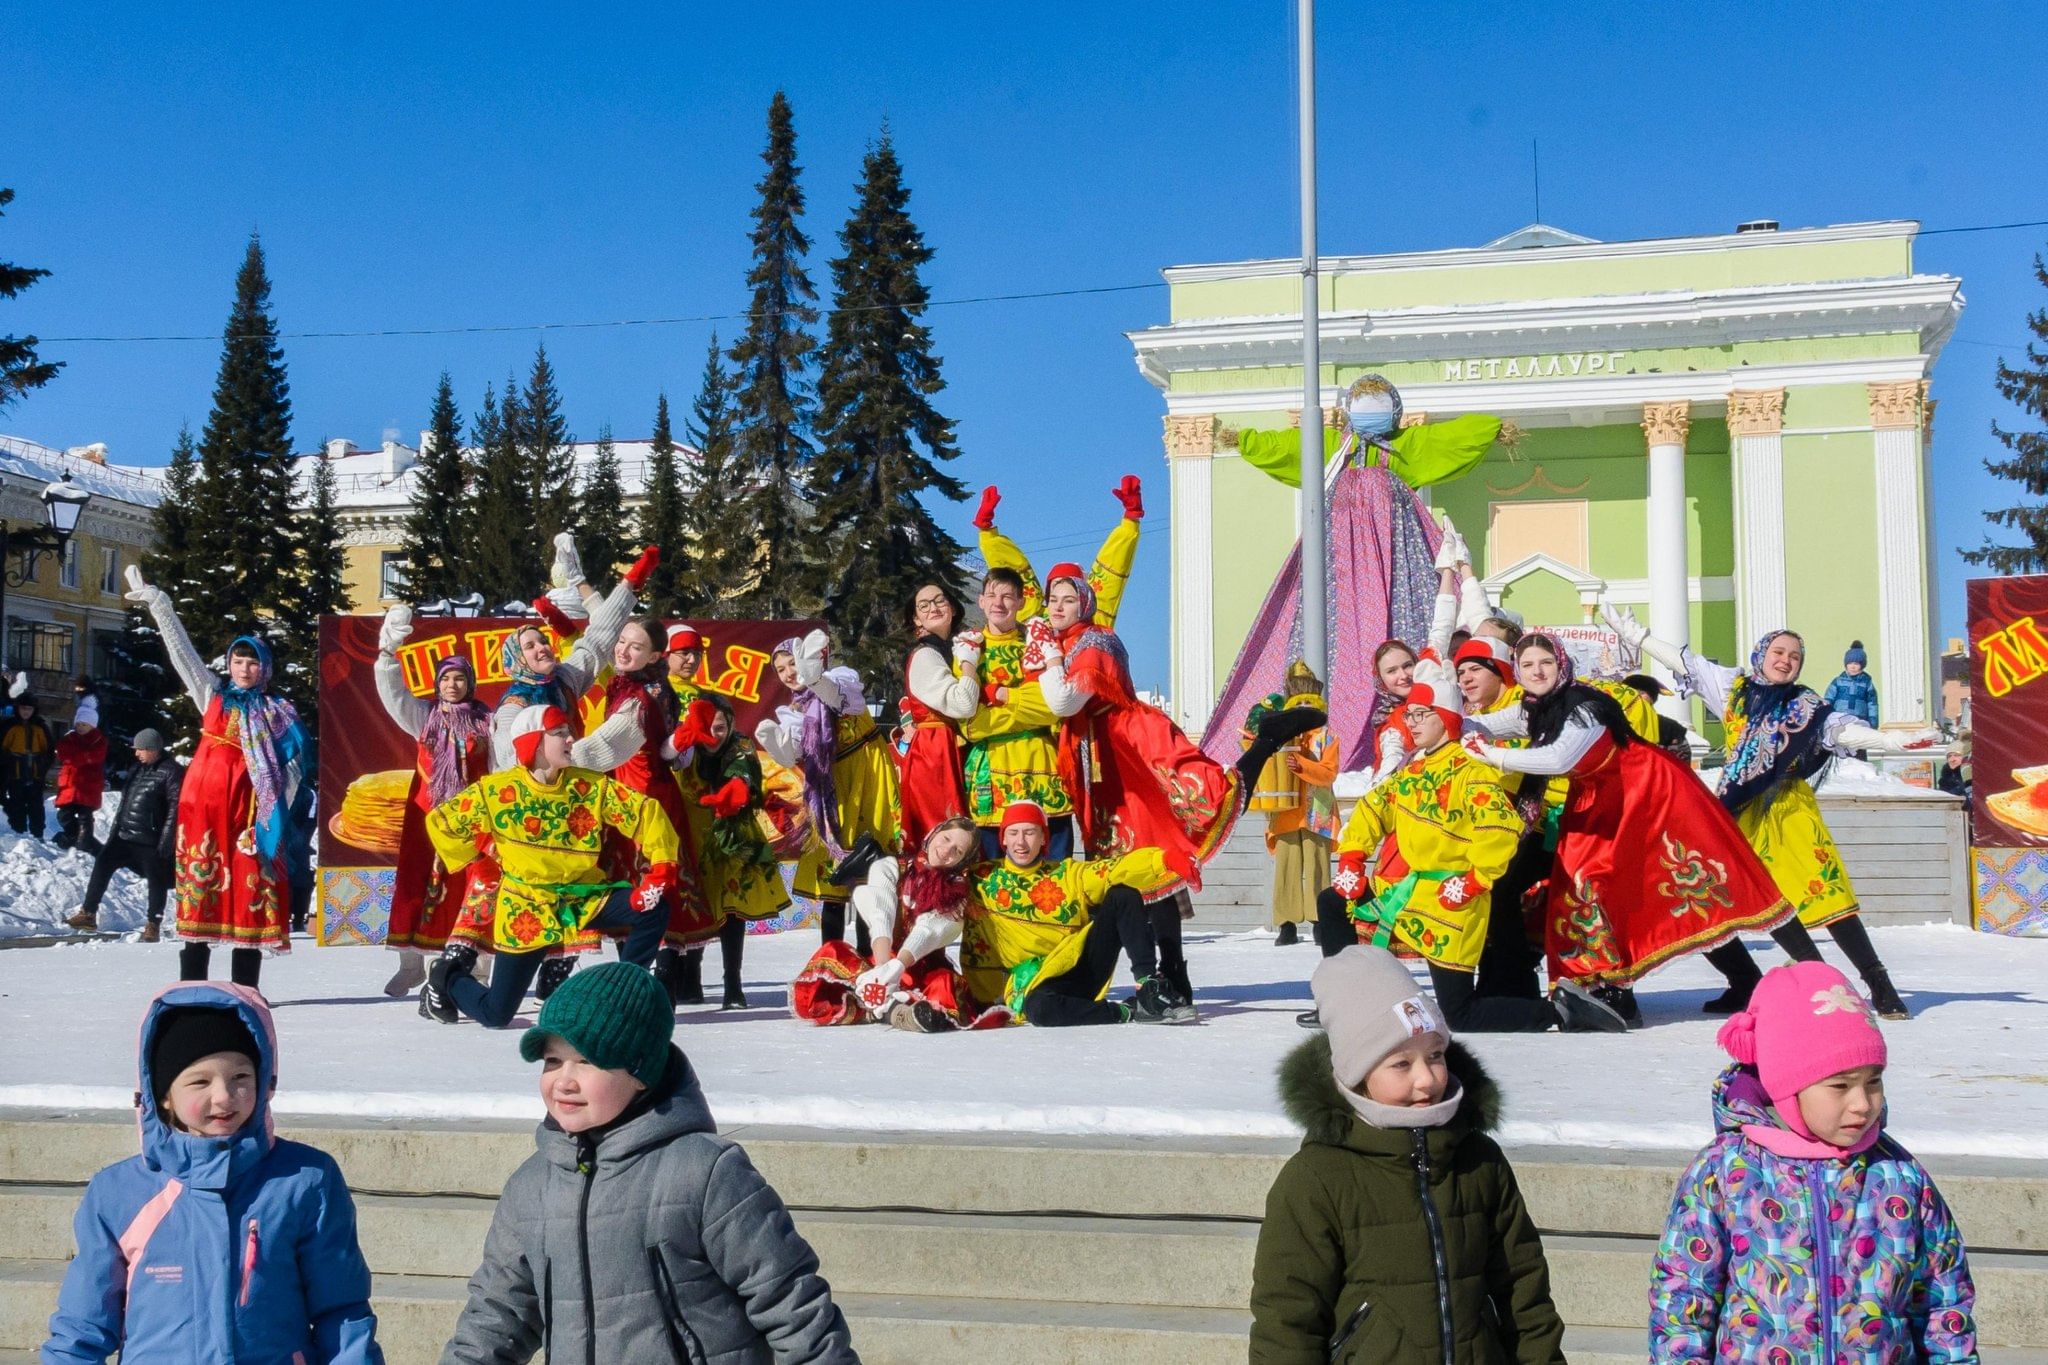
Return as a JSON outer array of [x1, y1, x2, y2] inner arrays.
[[1165, 415, 1217, 735], [1641, 401, 1693, 722], [1727, 388, 1788, 648], [1869, 381, 1931, 723]]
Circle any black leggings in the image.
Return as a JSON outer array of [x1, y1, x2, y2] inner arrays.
[[1315, 888, 1557, 1032], [1149, 892, 1186, 979], [817, 901, 873, 959], [179, 943, 262, 989], [1474, 832, 1550, 1001], [1023, 886, 1156, 1027], [1706, 913, 1885, 986]]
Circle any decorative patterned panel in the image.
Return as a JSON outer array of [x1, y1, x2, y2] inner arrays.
[[318, 867, 395, 947], [1971, 847, 2048, 938]]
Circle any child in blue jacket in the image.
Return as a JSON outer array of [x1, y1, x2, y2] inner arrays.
[[41, 982, 383, 1363]]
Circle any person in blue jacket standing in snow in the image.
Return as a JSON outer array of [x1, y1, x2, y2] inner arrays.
[[41, 982, 383, 1363]]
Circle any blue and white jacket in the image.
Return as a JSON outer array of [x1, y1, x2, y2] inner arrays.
[[41, 982, 382, 1364]]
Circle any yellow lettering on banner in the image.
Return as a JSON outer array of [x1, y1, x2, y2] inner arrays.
[[712, 645, 772, 704], [1979, 617, 2048, 698], [394, 634, 460, 696]]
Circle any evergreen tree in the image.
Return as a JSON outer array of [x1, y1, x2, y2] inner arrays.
[[636, 392, 689, 613], [579, 425, 630, 587], [678, 335, 747, 611], [122, 427, 203, 742], [0, 187, 60, 411], [516, 343, 577, 550], [277, 446, 352, 727], [727, 91, 822, 618], [396, 372, 469, 601], [189, 234, 296, 638], [811, 131, 970, 685], [1964, 247, 2048, 573], [466, 380, 537, 608]]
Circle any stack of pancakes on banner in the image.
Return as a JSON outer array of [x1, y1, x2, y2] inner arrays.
[[328, 769, 411, 856]]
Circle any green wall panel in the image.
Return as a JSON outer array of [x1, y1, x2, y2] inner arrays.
[[1779, 431, 1881, 683], [1207, 456, 1300, 684]]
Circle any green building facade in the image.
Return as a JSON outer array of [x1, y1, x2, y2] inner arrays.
[[1128, 220, 1959, 738]]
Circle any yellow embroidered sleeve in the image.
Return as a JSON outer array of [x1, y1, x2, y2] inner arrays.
[[425, 780, 487, 873], [599, 777, 681, 867], [1088, 518, 1140, 629], [960, 680, 1058, 739], [1067, 848, 1173, 907], [1336, 780, 1394, 857]]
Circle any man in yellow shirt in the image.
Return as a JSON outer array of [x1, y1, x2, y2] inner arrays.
[[422, 705, 681, 1028], [1313, 680, 1623, 1034], [962, 800, 1194, 1026]]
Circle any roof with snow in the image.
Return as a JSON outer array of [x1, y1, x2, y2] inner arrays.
[[292, 436, 702, 512], [0, 435, 164, 508], [1481, 223, 1600, 250]]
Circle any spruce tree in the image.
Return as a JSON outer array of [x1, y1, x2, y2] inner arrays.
[[1964, 247, 2048, 573], [277, 446, 352, 727], [396, 372, 469, 601], [517, 343, 577, 550], [680, 335, 746, 610], [811, 132, 970, 685], [123, 427, 203, 740], [636, 392, 689, 613], [0, 187, 60, 411], [728, 91, 822, 618], [579, 425, 630, 587], [190, 234, 296, 637], [466, 380, 537, 608]]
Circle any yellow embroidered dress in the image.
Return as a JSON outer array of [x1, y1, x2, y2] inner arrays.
[[427, 766, 680, 953], [1334, 743, 1523, 971], [961, 848, 1172, 1016], [961, 518, 1138, 826]]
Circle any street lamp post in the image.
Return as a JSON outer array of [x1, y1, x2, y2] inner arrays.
[[0, 475, 94, 684]]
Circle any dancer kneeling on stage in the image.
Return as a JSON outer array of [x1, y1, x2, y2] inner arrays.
[[420, 706, 680, 1028], [1311, 679, 1624, 1034], [793, 815, 983, 1032], [961, 800, 1197, 1026]]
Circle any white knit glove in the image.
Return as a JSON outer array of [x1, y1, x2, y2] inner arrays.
[[545, 584, 590, 621], [1599, 597, 1648, 650], [1433, 513, 1462, 571], [795, 630, 830, 688], [951, 630, 984, 668], [854, 957, 907, 1014], [377, 604, 414, 656], [123, 564, 167, 612], [551, 533, 587, 590], [6, 672, 25, 700]]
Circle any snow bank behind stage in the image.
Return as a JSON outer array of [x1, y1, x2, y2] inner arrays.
[[1, 922, 2043, 1157]]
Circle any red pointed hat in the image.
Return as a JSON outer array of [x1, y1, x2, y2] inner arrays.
[[666, 625, 703, 652], [1453, 635, 1514, 680], [1405, 682, 1464, 739], [511, 705, 570, 767]]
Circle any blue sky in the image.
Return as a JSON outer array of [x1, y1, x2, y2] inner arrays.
[[4, 2, 2042, 687]]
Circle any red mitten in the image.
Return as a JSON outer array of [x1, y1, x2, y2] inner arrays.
[[982, 681, 1005, 707], [622, 544, 660, 592], [1438, 873, 1483, 910], [973, 486, 1001, 531], [530, 595, 578, 639], [631, 861, 677, 912], [1112, 473, 1144, 521], [1331, 850, 1369, 902], [670, 698, 719, 754], [699, 777, 751, 819]]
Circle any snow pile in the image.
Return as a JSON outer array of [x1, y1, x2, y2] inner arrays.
[[0, 805, 149, 938], [0, 922, 2042, 1156]]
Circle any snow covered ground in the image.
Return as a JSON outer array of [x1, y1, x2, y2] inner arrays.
[[0, 804, 152, 939], [0, 916, 2042, 1157]]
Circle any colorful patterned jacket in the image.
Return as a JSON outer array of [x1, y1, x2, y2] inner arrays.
[[1649, 1064, 1976, 1363]]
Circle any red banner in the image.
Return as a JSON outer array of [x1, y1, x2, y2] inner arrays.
[[314, 615, 817, 941], [1967, 576, 2048, 847]]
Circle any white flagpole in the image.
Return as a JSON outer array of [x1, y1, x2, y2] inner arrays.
[[1297, 0, 1326, 675]]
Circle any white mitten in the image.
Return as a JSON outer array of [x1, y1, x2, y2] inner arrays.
[[551, 533, 587, 590], [854, 957, 907, 1015], [7, 672, 25, 700], [546, 584, 590, 621], [123, 564, 166, 609], [1433, 513, 1462, 571], [377, 604, 415, 656], [1599, 597, 1649, 650], [1023, 616, 1058, 672], [795, 629, 830, 688], [951, 630, 984, 668]]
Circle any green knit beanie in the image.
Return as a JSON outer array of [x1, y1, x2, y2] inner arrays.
[[518, 962, 674, 1088]]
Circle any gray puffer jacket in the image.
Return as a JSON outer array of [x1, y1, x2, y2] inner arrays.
[[441, 1048, 857, 1365]]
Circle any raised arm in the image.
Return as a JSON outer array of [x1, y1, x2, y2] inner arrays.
[[1603, 599, 1734, 717], [973, 487, 1045, 620], [1826, 717, 1943, 756], [124, 566, 217, 714], [1088, 476, 1144, 629], [373, 605, 432, 739]]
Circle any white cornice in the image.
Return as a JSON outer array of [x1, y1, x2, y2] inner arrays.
[[1128, 276, 1961, 388], [1165, 355, 1931, 425], [1158, 220, 1921, 284]]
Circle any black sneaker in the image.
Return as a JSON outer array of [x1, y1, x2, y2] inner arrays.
[[535, 955, 575, 1002], [421, 956, 461, 1025], [827, 834, 886, 887], [1131, 976, 1198, 1024], [1551, 980, 1628, 1033]]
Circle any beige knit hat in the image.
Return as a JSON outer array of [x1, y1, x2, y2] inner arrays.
[[1311, 945, 1451, 1090]]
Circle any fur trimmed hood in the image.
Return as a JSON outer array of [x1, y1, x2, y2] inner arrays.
[[1277, 1031, 1502, 1148]]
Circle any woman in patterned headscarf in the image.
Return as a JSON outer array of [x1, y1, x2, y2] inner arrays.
[[1604, 605, 1942, 1019], [124, 568, 312, 988]]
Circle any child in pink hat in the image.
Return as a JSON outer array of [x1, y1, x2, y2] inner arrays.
[[1649, 961, 1976, 1361]]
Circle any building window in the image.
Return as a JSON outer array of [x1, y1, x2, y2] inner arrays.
[[6, 621, 75, 676], [380, 551, 409, 600], [91, 629, 123, 678], [100, 546, 120, 595], [58, 540, 79, 590], [1488, 499, 1591, 573]]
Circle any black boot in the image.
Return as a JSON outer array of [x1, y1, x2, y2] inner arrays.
[[828, 834, 886, 887], [1274, 922, 1299, 947], [1233, 707, 1329, 793], [1593, 985, 1642, 1029], [656, 948, 705, 1006], [722, 973, 749, 1011], [1701, 940, 1764, 1014], [535, 955, 574, 1002], [1862, 967, 1910, 1020], [718, 916, 747, 1010], [1551, 980, 1629, 1033]]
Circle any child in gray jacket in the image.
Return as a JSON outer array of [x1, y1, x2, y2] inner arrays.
[[440, 962, 859, 1364]]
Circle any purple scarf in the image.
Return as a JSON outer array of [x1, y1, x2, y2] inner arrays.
[[778, 636, 848, 859], [418, 657, 492, 805]]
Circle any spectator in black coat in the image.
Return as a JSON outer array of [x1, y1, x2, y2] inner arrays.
[[66, 727, 182, 940], [0, 677, 56, 839]]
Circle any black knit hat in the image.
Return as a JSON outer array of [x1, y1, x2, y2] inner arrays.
[[149, 1006, 260, 1109]]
